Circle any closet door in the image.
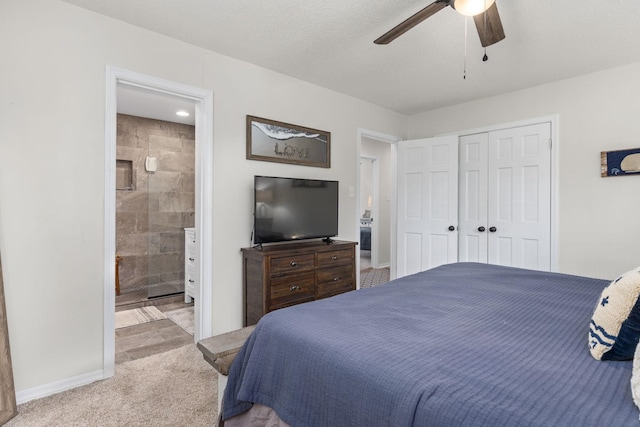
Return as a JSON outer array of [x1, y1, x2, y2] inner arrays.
[[487, 123, 551, 270], [396, 136, 458, 278], [458, 133, 489, 263]]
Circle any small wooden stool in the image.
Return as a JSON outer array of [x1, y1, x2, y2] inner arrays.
[[115, 255, 123, 296]]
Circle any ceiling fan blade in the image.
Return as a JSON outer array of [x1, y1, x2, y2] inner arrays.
[[473, 2, 505, 47], [374, 1, 449, 45]]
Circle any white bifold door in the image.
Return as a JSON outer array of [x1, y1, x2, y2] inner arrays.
[[396, 136, 459, 278], [397, 122, 552, 278], [458, 123, 551, 270]]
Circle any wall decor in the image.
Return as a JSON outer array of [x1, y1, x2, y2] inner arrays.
[[246, 116, 331, 168], [601, 147, 640, 177]]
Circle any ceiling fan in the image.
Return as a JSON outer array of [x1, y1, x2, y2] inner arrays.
[[374, 0, 505, 47]]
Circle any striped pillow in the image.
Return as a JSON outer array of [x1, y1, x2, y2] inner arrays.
[[589, 267, 640, 361]]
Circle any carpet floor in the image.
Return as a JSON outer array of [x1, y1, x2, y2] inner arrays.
[[6, 344, 216, 426]]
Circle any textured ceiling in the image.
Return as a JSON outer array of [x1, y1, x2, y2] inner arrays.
[[63, 0, 640, 115]]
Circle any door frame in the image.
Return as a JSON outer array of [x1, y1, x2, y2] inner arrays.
[[357, 129, 401, 281], [104, 66, 214, 377], [439, 114, 560, 272]]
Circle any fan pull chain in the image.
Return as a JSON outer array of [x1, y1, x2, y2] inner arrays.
[[463, 16, 468, 79], [482, 0, 489, 61]]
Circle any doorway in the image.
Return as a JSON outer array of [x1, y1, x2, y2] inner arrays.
[[357, 129, 400, 287], [359, 156, 375, 270], [104, 66, 213, 377]]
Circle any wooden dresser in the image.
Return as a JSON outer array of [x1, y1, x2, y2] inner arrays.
[[242, 240, 357, 326]]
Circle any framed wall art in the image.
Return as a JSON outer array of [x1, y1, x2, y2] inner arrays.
[[601, 147, 640, 177], [246, 116, 331, 168]]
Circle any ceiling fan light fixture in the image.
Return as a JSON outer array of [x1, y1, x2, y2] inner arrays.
[[453, 0, 495, 17]]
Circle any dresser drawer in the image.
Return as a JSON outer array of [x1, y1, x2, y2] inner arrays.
[[186, 249, 197, 268], [270, 254, 315, 275], [269, 271, 315, 309], [317, 265, 354, 298], [185, 270, 197, 293], [317, 249, 353, 268]]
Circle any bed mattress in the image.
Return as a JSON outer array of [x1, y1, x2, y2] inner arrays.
[[223, 262, 638, 426]]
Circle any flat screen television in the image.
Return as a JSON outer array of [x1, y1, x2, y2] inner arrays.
[[253, 175, 339, 244]]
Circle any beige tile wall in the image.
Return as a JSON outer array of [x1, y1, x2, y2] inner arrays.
[[115, 114, 195, 296]]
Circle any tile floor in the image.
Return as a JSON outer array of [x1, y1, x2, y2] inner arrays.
[[115, 296, 194, 364]]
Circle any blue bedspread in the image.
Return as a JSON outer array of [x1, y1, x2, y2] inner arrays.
[[223, 263, 638, 426]]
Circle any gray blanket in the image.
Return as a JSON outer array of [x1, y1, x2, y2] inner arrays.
[[223, 263, 638, 426]]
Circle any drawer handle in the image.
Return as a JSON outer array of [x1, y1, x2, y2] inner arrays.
[[189, 279, 195, 283], [290, 285, 300, 292], [189, 257, 195, 261], [333, 277, 340, 281], [331, 255, 338, 260], [290, 261, 297, 267]]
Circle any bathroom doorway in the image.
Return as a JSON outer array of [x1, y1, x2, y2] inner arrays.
[[105, 66, 213, 377]]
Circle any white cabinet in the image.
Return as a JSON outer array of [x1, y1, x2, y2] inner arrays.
[[184, 228, 197, 303]]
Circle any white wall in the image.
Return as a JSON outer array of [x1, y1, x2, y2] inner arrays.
[[0, 0, 406, 395], [361, 138, 392, 267], [408, 62, 640, 279]]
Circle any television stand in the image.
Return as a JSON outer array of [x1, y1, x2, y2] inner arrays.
[[242, 240, 357, 326], [322, 237, 334, 244]]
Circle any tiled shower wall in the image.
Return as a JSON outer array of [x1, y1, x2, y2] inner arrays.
[[116, 114, 195, 297]]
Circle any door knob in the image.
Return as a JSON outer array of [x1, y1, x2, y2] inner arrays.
[[478, 226, 486, 232], [448, 225, 455, 231], [489, 226, 497, 232]]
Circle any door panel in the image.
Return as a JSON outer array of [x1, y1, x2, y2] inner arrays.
[[404, 232, 423, 276], [396, 136, 458, 278], [487, 123, 551, 270], [405, 173, 422, 219], [458, 133, 488, 263]]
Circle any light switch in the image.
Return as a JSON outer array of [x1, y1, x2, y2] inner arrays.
[[348, 186, 355, 197]]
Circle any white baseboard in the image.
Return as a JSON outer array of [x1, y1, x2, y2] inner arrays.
[[16, 369, 107, 405]]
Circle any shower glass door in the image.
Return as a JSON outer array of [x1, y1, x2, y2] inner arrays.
[[146, 129, 196, 299]]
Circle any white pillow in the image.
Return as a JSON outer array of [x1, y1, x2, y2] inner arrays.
[[589, 267, 640, 360]]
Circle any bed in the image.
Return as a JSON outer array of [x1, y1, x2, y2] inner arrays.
[[221, 262, 639, 426]]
